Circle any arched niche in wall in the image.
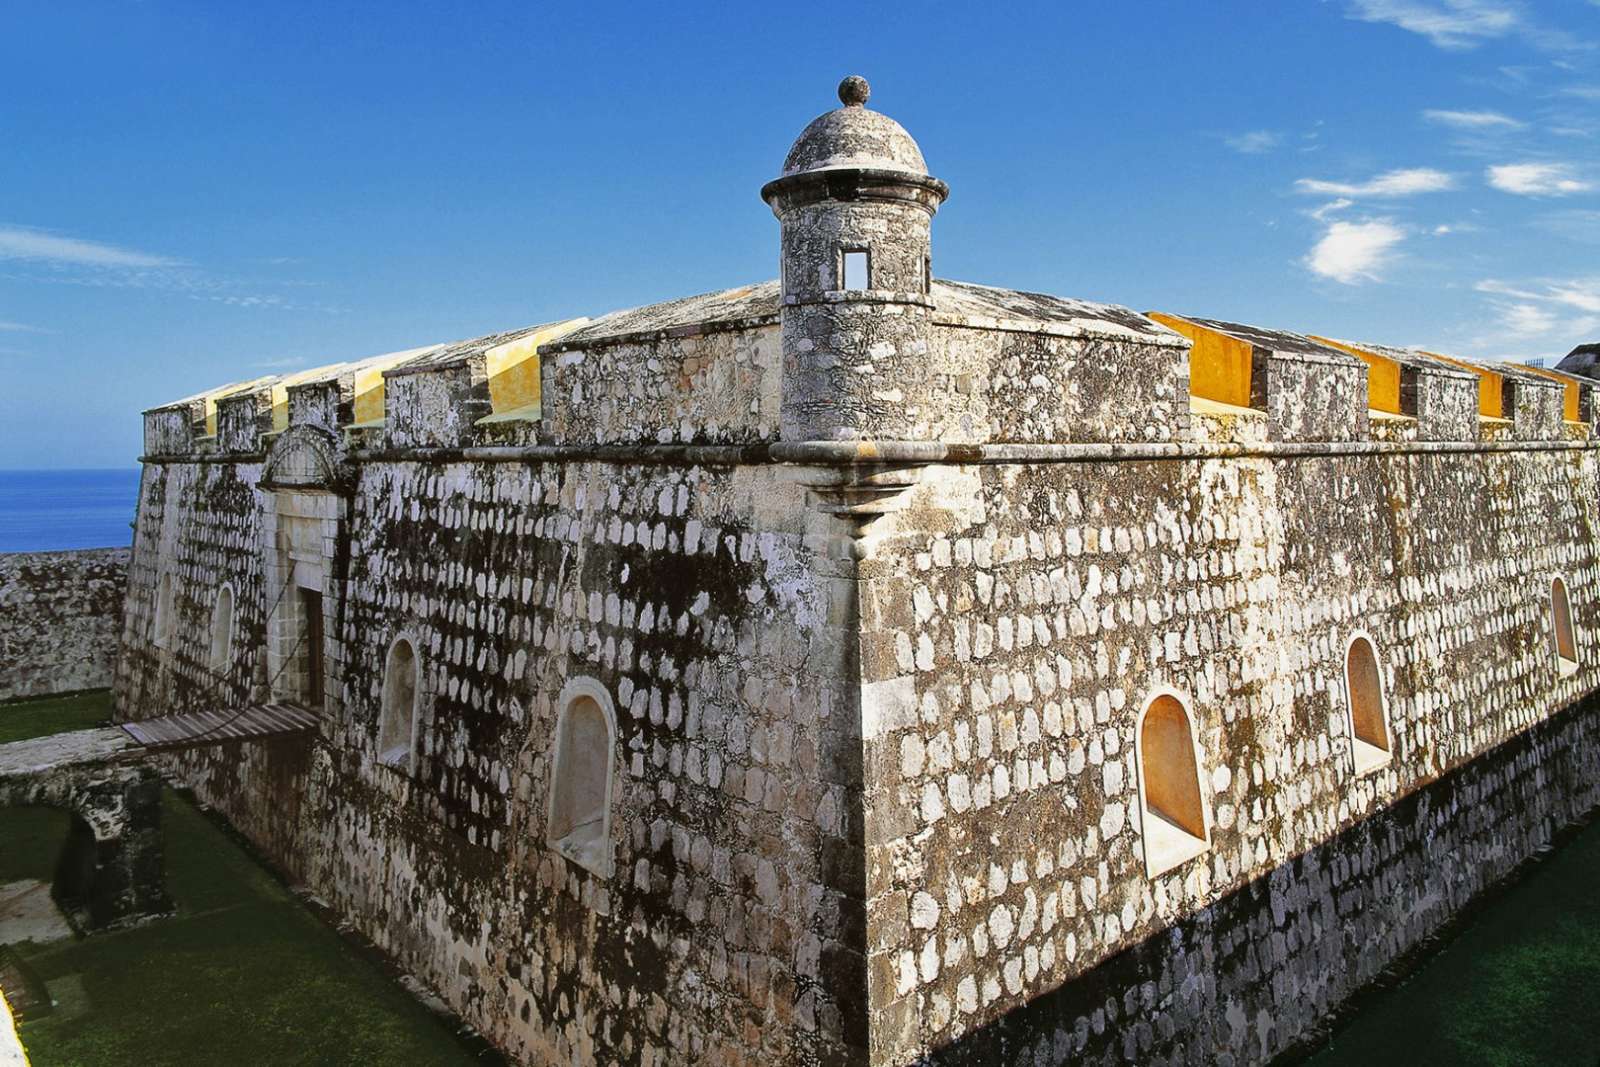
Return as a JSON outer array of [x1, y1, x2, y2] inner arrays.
[[153, 572, 175, 650], [547, 677, 617, 878], [209, 582, 235, 677], [1344, 633, 1393, 776], [1134, 688, 1211, 878], [1552, 575, 1578, 676], [378, 635, 420, 773]]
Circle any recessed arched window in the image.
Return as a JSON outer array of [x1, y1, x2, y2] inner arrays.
[[548, 678, 617, 878], [1344, 634, 1393, 775], [1552, 575, 1578, 675], [153, 573, 174, 649], [378, 636, 420, 773], [209, 583, 235, 676], [1135, 689, 1210, 877]]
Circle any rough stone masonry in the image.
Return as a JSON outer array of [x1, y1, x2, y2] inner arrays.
[[0, 548, 128, 703], [113, 76, 1600, 1065]]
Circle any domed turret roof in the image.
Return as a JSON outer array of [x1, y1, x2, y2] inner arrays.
[[779, 76, 930, 179]]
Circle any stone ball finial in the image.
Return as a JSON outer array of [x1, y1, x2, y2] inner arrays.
[[838, 75, 870, 108]]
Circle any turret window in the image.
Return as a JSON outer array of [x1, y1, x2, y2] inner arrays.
[[1135, 689, 1211, 877], [842, 249, 870, 291]]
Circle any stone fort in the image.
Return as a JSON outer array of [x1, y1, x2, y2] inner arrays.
[[104, 76, 1600, 1064]]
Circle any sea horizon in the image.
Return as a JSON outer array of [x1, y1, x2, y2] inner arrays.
[[0, 467, 141, 554]]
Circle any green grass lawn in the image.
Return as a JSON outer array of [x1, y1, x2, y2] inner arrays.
[[0, 692, 113, 746], [7, 791, 486, 1067], [1304, 815, 1600, 1066]]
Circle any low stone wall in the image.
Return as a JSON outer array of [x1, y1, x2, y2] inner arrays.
[[0, 549, 129, 703], [919, 694, 1600, 1065]]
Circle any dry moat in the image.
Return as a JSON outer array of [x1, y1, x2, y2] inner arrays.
[[0, 692, 491, 1066]]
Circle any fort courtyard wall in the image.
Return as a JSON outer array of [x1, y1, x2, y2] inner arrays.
[[0, 548, 129, 702]]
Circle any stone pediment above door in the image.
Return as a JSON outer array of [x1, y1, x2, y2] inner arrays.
[[262, 424, 349, 492]]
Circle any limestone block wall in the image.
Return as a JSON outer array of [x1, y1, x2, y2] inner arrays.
[[929, 327, 1189, 446], [538, 326, 783, 446], [858, 435, 1600, 1064], [111, 461, 315, 873], [0, 548, 130, 702], [114, 451, 872, 1066]]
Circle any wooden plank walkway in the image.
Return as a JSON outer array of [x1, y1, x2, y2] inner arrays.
[[118, 702, 319, 751]]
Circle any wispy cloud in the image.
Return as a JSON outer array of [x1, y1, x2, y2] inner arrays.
[[0, 225, 179, 269], [1295, 167, 1456, 197], [1477, 277, 1600, 312], [1310, 198, 1355, 221], [1225, 130, 1281, 154], [1486, 162, 1594, 195], [1465, 276, 1600, 358], [1347, 0, 1588, 52], [1306, 219, 1407, 284], [1347, 0, 1518, 50], [254, 356, 308, 369], [1533, 209, 1600, 243], [0, 319, 49, 333], [1422, 107, 1525, 129], [0, 223, 342, 315]]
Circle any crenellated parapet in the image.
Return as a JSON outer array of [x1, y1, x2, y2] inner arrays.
[[1311, 337, 1480, 440], [142, 376, 273, 457], [380, 321, 583, 449], [1149, 315, 1369, 441]]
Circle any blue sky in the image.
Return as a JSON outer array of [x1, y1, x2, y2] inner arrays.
[[3, 1, 1599, 468]]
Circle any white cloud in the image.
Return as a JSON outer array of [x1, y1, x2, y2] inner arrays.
[[1485, 162, 1594, 195], [0, 319, 46, 333], [1295, 168, 1456, 197], [0, 225, 178, 268], [1346, 0, 1518, 49], [1225, 130, 1281, 154], [1306, 219, 1407, 283], [1422, 108, 1524, 129]]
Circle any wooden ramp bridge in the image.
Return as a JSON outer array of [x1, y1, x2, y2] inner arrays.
[[118, 702, 320, 751]]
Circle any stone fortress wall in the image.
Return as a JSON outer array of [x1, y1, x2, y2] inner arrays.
[[0, 548, 129, 702], [111, 77, 1600, 1066]]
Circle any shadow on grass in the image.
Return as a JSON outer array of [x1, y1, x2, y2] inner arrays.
[[8, 790, 488, 1067]]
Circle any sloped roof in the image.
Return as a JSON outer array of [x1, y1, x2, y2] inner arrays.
[[543, 279, 1180, 353], [1180, 318, 1359, 364], [1317, 338, 1478, 380], [387, 325, 561, 377]]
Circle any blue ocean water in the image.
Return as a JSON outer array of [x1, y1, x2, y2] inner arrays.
[[0, 469, 141, 553]]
